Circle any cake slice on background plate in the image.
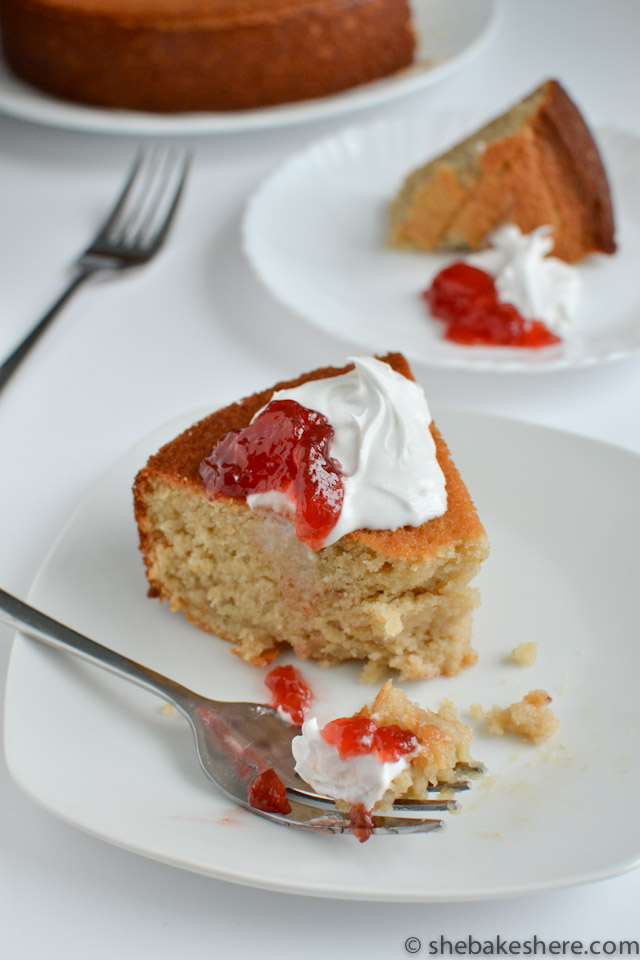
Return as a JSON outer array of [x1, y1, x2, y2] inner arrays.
[[133, 353, 488, 681], [387, 79, 616, 264]]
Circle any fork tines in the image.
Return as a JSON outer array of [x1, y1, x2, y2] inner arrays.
[[288, 761, 485, 816], [93, 146, 191, 254], [286, 800, 445, 837]]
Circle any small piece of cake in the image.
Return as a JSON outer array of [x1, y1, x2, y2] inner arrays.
[[292, 680, 478, 840], [511, 641, 538, 666], [0, 0, 415, 112], [387, 79, 616, 263], [357, 680, 476, 802], [479, 689, 559, 744], [133, 354, 488, 680]]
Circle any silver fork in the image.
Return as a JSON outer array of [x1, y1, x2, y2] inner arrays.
[[0, 589, 479, 837], [0, 146, 190, 393]]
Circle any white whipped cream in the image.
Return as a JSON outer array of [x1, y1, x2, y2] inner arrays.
[[470, 225, 581, 332], [246, 356, 447, 548], [292, 717, 411, 810]]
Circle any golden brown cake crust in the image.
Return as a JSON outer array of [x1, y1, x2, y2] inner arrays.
[[134, 353, 486, 561], [0, 0, 415, 112], [388, 79, 616, 263], [531, 80, 616, 257]]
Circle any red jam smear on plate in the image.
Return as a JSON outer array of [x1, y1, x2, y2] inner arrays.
[[247, 768, 291, 814], [265, 664, 313, 725], [423, 262, 561, 348], [199, 398, 344, 550], [321, 716, 419, 762]]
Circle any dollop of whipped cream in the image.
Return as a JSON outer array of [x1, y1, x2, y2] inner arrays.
[[246, 356, 447, 547], [292, 717, 411, 810], [471, 225, 581, 332]]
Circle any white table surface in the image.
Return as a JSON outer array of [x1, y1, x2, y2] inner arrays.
[[1, 0, 639, 955]]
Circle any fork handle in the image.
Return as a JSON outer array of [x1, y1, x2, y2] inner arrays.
[[0, 266, 97, 393], [0, 588, 200, 712]]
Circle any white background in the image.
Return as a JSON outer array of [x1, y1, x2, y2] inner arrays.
[[1, 0, 639, 955]]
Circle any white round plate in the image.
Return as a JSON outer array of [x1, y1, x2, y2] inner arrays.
[[0, 0, 500, 136], [243, 116, 640, 371], [4, 404, 640, 901]]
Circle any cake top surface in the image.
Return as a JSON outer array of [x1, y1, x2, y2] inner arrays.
[[139, 353, 487, 559], [17, 0, 364, 26]]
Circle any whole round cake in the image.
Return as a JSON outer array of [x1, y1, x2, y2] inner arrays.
[[0, 0, 416, 112]]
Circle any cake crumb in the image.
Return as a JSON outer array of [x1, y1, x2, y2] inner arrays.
[[485, 689, 558, 745], [360, 660, 387, 685], [511, 641, 538, 666], [161, 703, 175, 717]]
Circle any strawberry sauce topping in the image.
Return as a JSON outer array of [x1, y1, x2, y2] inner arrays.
[[247, 768, 291, 814], [424, 262, 561, 348], [320, 717, 418, 841], [265, 665, 313, 725], [321, 716, 419, 762], [199, 398, 344, 550], [349, 803, 376, 843]]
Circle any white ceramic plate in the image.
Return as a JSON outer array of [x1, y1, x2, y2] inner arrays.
[[5, 405, 640, 901], [0, 0, 500, 135], [243, 116, 640, 371]]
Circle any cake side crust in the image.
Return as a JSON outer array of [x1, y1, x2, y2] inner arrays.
[[531, 80, 616, 257]]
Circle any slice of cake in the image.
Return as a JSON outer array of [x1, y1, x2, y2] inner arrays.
[[292, 680, 478, 840], [387, 79, 616, 263], [133, 353, 488, 680]]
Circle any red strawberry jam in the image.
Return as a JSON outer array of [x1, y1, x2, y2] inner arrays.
[[321, 716, 419, 842], [349, 803, 375, 843], [321, 716, 419, 762], [423, 262, 561, 348], [199, 398, 344, 550], [322, 716, 377, 757], [373, 724, 421, 762], [265, 664, 313, 725], [247, 768, 291, 814]]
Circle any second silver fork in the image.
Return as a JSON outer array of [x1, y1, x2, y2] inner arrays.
[[0, 146, 190, 393]]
